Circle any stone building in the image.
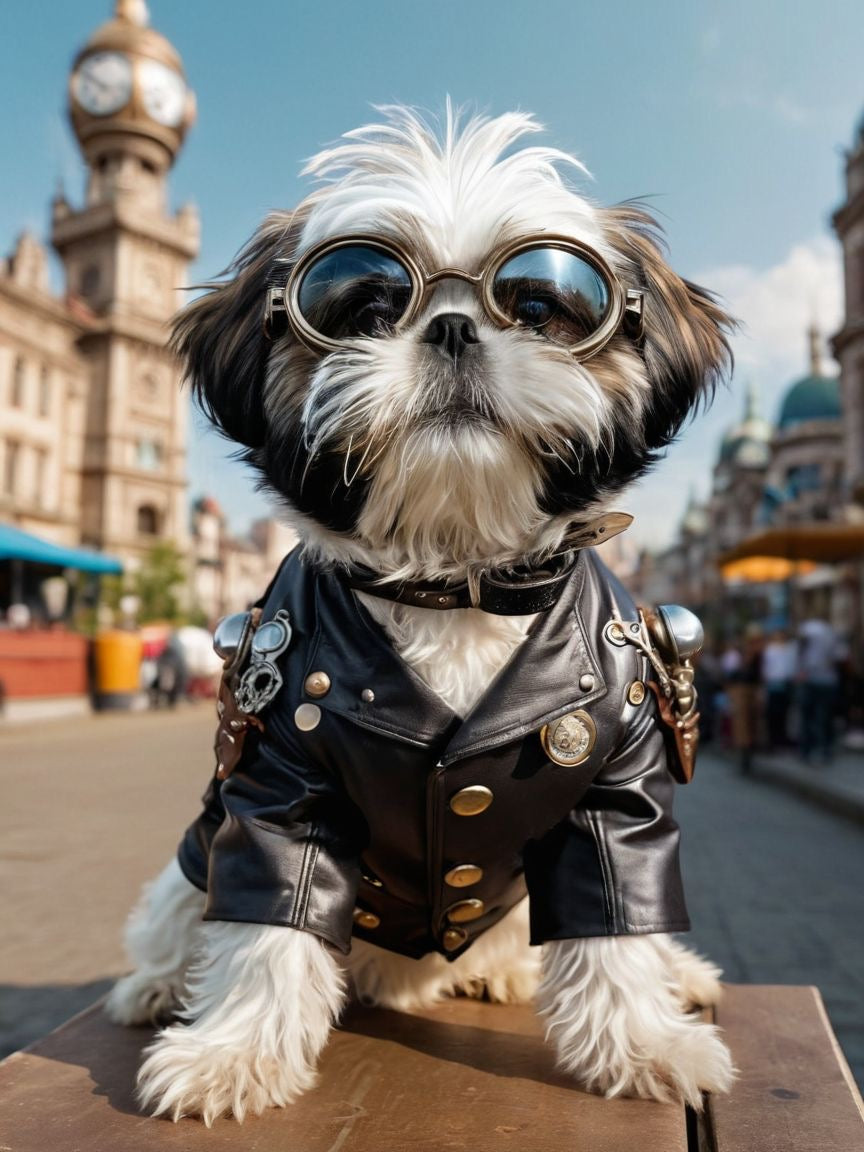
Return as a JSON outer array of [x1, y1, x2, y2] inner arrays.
[[833, 113, 864, 504], [0, 0, 198, 566]]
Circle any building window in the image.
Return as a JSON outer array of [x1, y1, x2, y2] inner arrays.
[[80, 264, 101, 299], [138, 372, 159, 402], [38, 365, 51, 417], [3, 441, 20, 496], [11, 356, 25, 408], [136, 438, 164, 471], [137, 504, 161, 536], [34, 448, 49, 506], [786, 463, 821, 497]]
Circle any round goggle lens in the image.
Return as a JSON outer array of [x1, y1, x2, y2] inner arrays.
[[296, 245, 414, 341], [491, 247, 611, 346]]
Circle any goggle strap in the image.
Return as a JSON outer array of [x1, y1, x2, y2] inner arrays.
[[623, 289, 645, 342]]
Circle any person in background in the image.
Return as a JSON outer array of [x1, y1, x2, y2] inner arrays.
[[726, 625, 764, 774], [761, 629, 796, 749], [797, 616, 840, 765]]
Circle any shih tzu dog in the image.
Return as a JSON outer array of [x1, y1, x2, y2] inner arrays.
[[106, 106, 735, 1124]]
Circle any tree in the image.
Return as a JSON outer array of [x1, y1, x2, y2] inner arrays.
[[133, 541, 187, 624]]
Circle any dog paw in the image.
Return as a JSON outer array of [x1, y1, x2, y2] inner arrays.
[[105, 972, 182, 1026], [558, 1018, 735, 1110], [674, 952, 724, 1010], [136, 1022, 316, 1125], [480, 959, 541, 1005]]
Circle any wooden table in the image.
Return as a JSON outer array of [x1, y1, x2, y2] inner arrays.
[[0, 986, 862, 1150]]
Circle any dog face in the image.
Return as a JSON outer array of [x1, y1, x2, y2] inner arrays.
[[174, 107, 732, 579]]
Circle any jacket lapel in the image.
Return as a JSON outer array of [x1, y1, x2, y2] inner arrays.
[[438, 552, 607, 765]]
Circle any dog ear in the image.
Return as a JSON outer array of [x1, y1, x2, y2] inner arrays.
[[171, 210, 307, 449], [601, 203, 735, 452]]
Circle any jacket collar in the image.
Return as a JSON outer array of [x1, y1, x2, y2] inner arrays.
[[304, 551, 607, 762]]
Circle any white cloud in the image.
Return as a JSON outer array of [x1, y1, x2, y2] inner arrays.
[[624, 234, 844, 551]]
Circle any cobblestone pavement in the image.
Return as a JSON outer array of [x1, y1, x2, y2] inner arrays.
[[2, 709, 862, 1092], [676, 745, 864, 1087]]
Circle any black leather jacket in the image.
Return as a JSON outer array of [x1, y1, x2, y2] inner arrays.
[[178, 548, 689, 960]]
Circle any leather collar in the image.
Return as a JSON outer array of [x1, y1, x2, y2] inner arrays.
[[343, 512, 633, 616]]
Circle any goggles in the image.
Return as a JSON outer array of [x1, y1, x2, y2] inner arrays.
[[265, 233, 645, 361]]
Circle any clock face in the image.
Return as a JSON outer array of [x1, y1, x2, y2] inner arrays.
[[73, 52, 133, 116], [138, 58, 186, 127]]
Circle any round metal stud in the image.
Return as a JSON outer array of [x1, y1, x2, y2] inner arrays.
[[361, 688, 375, 703], [443, 928, 468, 951], [540, 710, 596, 767], [444, 864, 484, 888], [353, 909, 381, 930], [304, 671, 331, 698], [447, 899, 486, 924], [628, 680, 646, 706], [579, 672, 595, 692], [449, 785, 494, 816], [294, 703, 321, 731]]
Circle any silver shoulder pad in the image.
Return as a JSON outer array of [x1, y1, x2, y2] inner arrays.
[[213, 611, 255, 661], [651, 605, 704, 663]]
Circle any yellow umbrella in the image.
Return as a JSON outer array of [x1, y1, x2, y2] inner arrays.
[[720, 555, 817, 583]]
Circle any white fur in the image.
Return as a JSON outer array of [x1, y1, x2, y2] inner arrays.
[[358, 592, 534, 715], [105, 858, 205, 1026], [136, 923, 345, 1126], [538, 935, 734, 1109], [347, 897, 540, 1011]]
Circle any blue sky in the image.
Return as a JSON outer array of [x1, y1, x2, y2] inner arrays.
[[2, 0, 862, 548]]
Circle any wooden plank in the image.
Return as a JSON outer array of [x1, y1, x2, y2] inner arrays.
[[0, 997, 688, 1152], [705, 985, 864, 1151]]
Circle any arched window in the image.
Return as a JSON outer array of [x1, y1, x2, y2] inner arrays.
[[137, 504, 161, 536]]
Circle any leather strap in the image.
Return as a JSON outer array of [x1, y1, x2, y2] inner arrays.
[[346, 512, 633, 616]]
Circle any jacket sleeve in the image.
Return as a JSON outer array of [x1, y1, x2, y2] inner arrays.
[[523, 692, 690, 943], [177, 726, 366, 954]]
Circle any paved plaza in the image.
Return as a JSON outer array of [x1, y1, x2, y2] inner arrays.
[[1, 707, 863, 1088]]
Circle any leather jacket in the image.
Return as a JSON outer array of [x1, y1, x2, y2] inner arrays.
[[178, 548, 690, 960]]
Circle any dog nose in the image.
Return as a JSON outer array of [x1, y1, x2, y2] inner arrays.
[[421, 312, 480, 361]]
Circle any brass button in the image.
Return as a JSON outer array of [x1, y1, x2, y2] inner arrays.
[[540, 710, 596, 767], [442, 928, 468, 951], [628, 680, 646, 706], [449, 785, 493, 816], [304, 671, 331, 698], [353, 909, 380, 930], [444, 864, 484, 888], [446, 899, 485, 923]]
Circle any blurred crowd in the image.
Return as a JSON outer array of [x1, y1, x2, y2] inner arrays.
[[696, 616, 862, 771]]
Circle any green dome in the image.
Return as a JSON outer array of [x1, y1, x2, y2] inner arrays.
[[778, 374, 841, 430]]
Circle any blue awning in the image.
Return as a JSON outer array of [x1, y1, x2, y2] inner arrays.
[[0, 523, 123, 574]]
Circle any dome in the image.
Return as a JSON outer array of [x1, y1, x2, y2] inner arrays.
[[777, 373, 841, 430]]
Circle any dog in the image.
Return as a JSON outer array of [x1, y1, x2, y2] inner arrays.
[[106, 105, 735, 1125]]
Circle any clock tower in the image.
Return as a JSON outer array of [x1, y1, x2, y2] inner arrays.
[[52, 0, 199, 559]]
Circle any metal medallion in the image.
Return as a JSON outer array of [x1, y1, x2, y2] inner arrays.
[[541, 710, 596, 767], [233, 608, 292, 714]]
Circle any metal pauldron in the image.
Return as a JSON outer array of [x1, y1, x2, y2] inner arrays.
[[604, 604, 703, 782]]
